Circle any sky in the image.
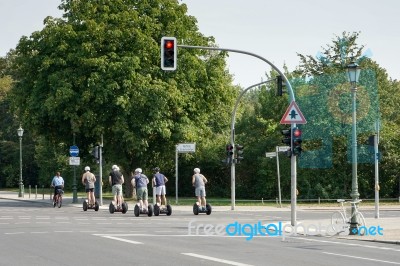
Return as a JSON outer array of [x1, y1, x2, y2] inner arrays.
[[1, 0, 399, 86]]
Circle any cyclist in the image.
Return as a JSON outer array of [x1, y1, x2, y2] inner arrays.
[[51, 171, 64, 206], [152, 167, 168, 206], [109, 165, 124, 208], [81, 166, 96, 207]]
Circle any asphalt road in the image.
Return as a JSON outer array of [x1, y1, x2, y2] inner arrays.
[[0, 199, 399, 266]]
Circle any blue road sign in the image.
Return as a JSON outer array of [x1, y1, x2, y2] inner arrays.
[[70, 145, 79, 157]]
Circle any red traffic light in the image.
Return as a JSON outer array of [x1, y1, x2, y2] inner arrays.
[[293, 128, 302, 138], [165, 40, 174, 49]]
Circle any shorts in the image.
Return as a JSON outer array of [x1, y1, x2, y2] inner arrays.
[[195, 186, 206, 197], [85, 188, 94, 193], [136, 187, 148, 201], [112, 184, 123, 196], [155, 185, 166, 196]]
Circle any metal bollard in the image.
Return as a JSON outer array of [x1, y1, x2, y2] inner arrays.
[[29, 185, 31, 198], [318, 197, 320, 205], [35, 185, 37, 199], [42, 185, 45, 200], [22, 184, 24, 198]]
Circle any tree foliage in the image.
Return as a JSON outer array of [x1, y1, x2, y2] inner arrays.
[[9, 0, 237, 185]]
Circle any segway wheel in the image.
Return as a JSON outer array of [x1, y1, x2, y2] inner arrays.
[[134, 204, 140, 217], [122, 202, 128, 214], [166, 204, 172, 216], [109, 202, 115, 214], [193, 203, 199, 215], [206, 203, 212, 215], [94, 201, 99, 211], [148, 205, 153, 217], [154, 204, 160, 216], [83, 200, 88, 211]]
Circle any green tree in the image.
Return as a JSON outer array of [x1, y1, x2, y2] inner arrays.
[[9, 0, 237, 193]]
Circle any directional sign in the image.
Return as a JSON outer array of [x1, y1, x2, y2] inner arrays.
[[177, 143, 196, 153], [69, 157, 80, 166], [278, 146, 290, 152], [265, 152, 277, 158], [69, 145, 79, 157], [280, 101, 307, 124]]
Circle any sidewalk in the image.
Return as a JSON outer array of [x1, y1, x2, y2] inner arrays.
[[1, 191, 399, 244]]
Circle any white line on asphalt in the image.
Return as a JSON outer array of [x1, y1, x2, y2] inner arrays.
[[295, 237, 400, 252], [323, 252, 400, 265], [5, 232, 24, 235], [30, 231, 48, 234], [54, 231, 73, 233], [182, 253, 254, 266], [101, 235, 143, 245]]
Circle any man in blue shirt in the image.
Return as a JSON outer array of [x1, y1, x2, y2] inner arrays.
[[152, 167, 168, 206], [131, 168, 149, 211]]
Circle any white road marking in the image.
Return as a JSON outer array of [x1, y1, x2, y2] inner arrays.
[[30, 231, 48, 234], [323, 252, 400, 265], [182, 253, 254, 266], [101, 235, 143, 244], [295, 237, 400, 252], [5, 232, 24, 235]]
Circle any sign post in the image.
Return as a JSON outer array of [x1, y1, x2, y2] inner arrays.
[[69, 145, 79, 203], [175, 143, 196, 203]]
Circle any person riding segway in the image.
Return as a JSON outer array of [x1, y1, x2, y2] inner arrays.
[[152, 167, 172, 216], [108, 165, 128, 214], [132, 168, 153, 217], [192, 168, 211, 215]]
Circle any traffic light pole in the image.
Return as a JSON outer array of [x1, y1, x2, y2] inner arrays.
[[177, 44, 297, 224]]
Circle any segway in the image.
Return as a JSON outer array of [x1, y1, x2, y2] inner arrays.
[[109, 198, 128, 214], [153, 203, 172, 216], [193, 202, 212, 215], [83, 199, 99, 211], [133, 203, 153, 217]]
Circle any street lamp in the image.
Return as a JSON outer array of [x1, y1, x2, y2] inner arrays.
[[347, 61, 361, 234], [17, 125, 24, 197]]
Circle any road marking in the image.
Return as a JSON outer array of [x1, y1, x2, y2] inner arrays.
[[30, 231, 48, 234], [5, 232, 24, 235], [182, 253, 253, 266], [296, 237, 400, 252], [323, 252, 400, 265], [101, 235, 143, 245]]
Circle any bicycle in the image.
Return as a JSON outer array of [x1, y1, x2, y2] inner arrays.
[[331, 199, 366, 234], [53, 188, 63, 208]]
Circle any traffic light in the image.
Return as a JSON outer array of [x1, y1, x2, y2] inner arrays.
[[235, 144, 244, 163], [292, 127, 302, 156], [281, 128, 291, 146], [226, 144, 234, 164], [277, 75, 283, 96], [91, 145, 100, 163], [161, 37, 177, 71]]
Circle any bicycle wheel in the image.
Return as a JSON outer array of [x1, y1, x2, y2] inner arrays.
[[331, 211, 345, 231], [355, 212, 366, 227], [57, 195, 62, 208]]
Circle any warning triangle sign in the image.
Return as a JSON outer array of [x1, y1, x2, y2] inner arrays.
[[280, 101, 307, 124]]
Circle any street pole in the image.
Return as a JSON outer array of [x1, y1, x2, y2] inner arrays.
[[175, 145, 178, 204], [72, 133, 78, 203], [99, 134, 103, 206], [347, 62, 361, 234], [276, 146, 282, 208], [17, 125, 24, 198]]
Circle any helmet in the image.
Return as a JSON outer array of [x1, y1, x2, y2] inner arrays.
[[153, 167, 160, 172], [112, 165, 118, 170], [194, 168, 200, 174], [84, 166, 90, 171], [135, 168, 142, 174]]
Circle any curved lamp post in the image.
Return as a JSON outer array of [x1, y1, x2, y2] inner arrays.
[[17, 125, 24, 197], [347, 62, 361, 234]]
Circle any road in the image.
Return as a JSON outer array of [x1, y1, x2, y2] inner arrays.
[[0, 199, 399, 266]]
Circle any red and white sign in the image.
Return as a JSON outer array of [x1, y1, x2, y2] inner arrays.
[[280, 101, 307, 124]]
